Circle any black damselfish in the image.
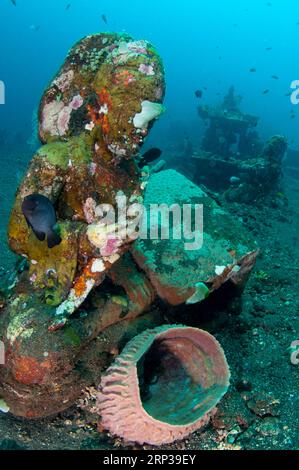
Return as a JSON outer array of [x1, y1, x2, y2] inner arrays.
[[140, 148, 162, 165], [21, 194, 62, 249]]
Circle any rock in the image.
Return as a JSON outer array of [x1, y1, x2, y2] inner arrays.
[[236, 379, 253, 392], [131, 170, 258, 306], [0, 439, 26, 450], [255, 417, 281, 437], [244, 392, 281, 418], [0, 255, 162, 418]]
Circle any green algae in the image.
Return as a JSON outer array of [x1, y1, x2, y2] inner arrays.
[[37, 134, 93, 170], [64, 326, 81, 347]]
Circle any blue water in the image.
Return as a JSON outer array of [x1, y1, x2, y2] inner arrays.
[[0, 0, 299, 149]]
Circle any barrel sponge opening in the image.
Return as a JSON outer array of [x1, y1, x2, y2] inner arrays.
[[97, 324, 230, 445]]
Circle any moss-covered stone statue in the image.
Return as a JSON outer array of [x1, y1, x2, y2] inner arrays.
[[8, 33, 165, 329], [0, 32, 167, 417], [0, 34, 257, 444]]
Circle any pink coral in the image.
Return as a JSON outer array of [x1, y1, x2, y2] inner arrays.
[[100, 236, 122, 257], [128, 40, 148, 55], [53, 70, 74, 92], [83, 197, 97, 224], [138, 64, 155, 76], [57, 106, 72, 136], [41, 101, 65, 136], [70, 94, 84, 110], [41, 94, 83, 137]]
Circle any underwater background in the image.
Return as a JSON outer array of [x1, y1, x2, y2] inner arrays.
[[0, 0, 298, 451], [2, 0, 299, 148]]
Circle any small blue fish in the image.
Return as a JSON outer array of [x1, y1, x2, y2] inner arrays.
[[195, 89, 203, 98], [22, 194, 61, 249]]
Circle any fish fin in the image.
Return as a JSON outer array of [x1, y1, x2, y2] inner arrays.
[[24, 216, 45, 241], [24, 217, 32, 230], [47, 230, 62, 249], [32, 228, 46, 242], [138, 157, 146, 168]]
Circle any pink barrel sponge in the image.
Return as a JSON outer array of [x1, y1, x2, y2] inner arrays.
[[97, 325, 230, 445]]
